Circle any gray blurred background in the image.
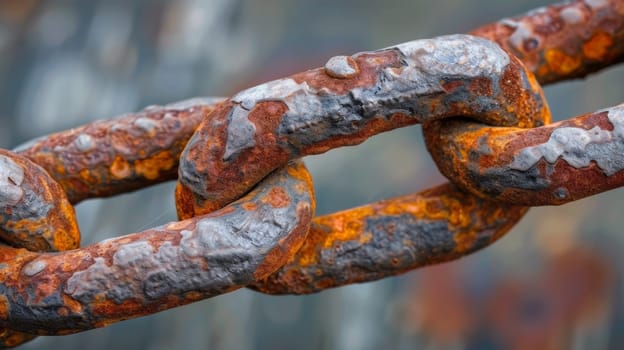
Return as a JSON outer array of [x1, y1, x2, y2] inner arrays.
[[1, 0, 623, 349]]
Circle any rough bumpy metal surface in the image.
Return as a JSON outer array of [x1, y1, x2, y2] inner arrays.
[[252, 184, 527, 294], [0, 150, 79, 252], [0, 161, 314, 335], [176, 34, 548, 219], [425, 104, 624, 206], [472, 0, 624, 84], [245, 35, 549, 294], [16, 98, 224, 204], [0, 150, 81, 348], [0, 0, 622, 345]]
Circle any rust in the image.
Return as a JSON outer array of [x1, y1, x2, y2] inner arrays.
[[252, 184, 527, 294], [176, 34, 548, 219], [0, 161, 314, 335], [425, 105, 624, 205], [0, 0, 622, 345], [471, 0, 624, 84], [16, 98, 224, 204], [0, 150, 79, 252], [0, 150, 81, 348]]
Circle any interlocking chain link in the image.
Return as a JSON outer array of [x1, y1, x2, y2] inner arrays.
[[0, 0, 622, 347]]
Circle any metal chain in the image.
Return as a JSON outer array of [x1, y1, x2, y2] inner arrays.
[[0, 0, 622, 347]]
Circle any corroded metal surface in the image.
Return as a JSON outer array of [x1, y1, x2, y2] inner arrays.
[[0, 0, 622, 346], [0, 331, 35, 350], [0, 161, 314, 335], [472, 0, 624, 84], [11, 0, 623, 208], [175, 34, 549, 219], [0, 150, 81, 348], [425, 104, 624, 205], [252, 184, 527, 294], [16, 98, 224, 204], [0, 150, 79, 252]]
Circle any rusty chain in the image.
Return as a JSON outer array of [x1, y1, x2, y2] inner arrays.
[[0, 0, 622, 347]]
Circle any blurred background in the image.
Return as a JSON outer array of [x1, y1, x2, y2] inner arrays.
[[0, 0, 623, 349]]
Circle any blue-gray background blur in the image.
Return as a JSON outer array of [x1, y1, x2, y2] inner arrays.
[[1, 1, 623, 349]]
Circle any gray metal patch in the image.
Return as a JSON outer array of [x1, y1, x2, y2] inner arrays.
[[511, 105, 624, 176]]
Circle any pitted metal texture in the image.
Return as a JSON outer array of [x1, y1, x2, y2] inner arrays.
[[0, 0, 623, 348], [175, 34, 548, 219]]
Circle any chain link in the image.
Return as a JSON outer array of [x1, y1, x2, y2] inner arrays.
[[0, 0, 622, 347]]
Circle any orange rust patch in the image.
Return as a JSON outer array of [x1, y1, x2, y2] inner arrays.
[[62, 294, 84, 314], [241, 202, 258, 211], [174, 183, 196, 220], [184, 291, 202, 301], [286, 161, 313, 182], [78, 168, 92, 183], [110, 156, 131, 179], [0, 295, 9, 319], [265, 187, 290, 208], [545, 49, 581, 75], [583, 32, 613, 61], [135, 151, 175, 180], [2, 331, 35, 347], [165, 218, 194, 231], [52, 200, 80, 251], [293, 207, 375, 267]]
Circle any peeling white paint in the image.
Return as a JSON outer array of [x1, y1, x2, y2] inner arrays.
[[511, 105, 624, 176]]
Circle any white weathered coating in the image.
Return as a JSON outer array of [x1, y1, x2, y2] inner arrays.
[[560, 6, 585, 24], [73, 134, 96, 153], [394, 35, 509, 77], [223, 78, 310, 160], [507, 20, 536, 52], [232, 78, 305, 110], [0, 155, 25, 206], [511, 105, 624, 176], [23, 260, 47, 277], [113, 241, 154, 267], [133, 117, 158, 133], [324, 55, 358, 79], [219, 35, 512, 160]]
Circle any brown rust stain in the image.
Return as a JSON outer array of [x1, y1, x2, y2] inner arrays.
[[545, 49, 582, 75], [0, 0, 621, 342], [471, 0, 624, 84], [0, 296, 8, 319], [467, 77, 494, 96], [109, 156, 132, 180], [0, 161, 314, 337], [583, 31, 613, 60], [19, 100, 220, 204], [0, 330, 36, 348], [263, 187, 290, 208], [134, 151, 175, 180], [427, 106, 624, 206], [252, 184, 529, 294]]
